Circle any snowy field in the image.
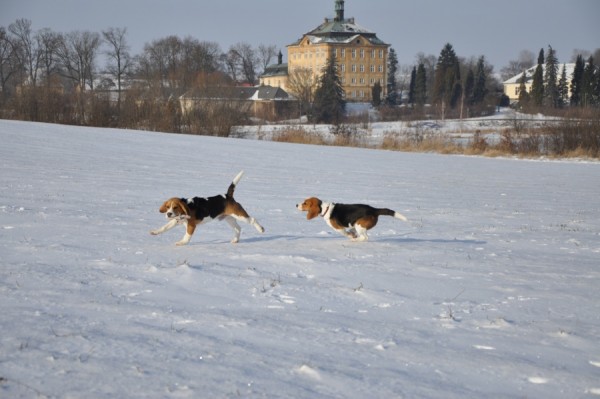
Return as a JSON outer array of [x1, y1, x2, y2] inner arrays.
[[1, 119, 599, 398]]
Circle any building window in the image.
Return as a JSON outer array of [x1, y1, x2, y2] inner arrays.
[[351, 64, 357, 72], [352, 49, 356, 59], [371, 50, 376, 59], [370, 65, 375, 72], [360, 64, 365, 72], [360, 78, 365, 84], [378, 65, 384, 72], [341, 64, 346, 72], [333, 48, 337, 58], [341, 49, 346, 58], [379, 50, 384, 58], [360, 49, 364, 59]]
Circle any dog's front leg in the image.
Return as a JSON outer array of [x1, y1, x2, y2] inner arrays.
[[176, 222, 196, 246], [150, 218, 178, 235]]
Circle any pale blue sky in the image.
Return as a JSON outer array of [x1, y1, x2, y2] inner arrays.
[[2, 0, 599, 70]]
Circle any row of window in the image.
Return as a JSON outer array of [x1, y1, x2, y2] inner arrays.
[[291, 48, 385, 60], [290, 64, 384, 73], [334, 48, 385, 59], [342, 77, 385, 86], [340, 64, 384, 73]]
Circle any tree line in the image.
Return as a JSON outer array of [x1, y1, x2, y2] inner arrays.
[[0, 19, 277, 131], [517, 46, 600, 110], [1, 18, 598, 133]]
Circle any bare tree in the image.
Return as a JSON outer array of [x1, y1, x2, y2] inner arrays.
[[229, 42, 259, 84], [287, 67, 316, 113], [257, 44, 277, 71], [222, 49, 241, 83], [500, 49, 535, 81], [0, 27, 20, 100], [36, 28, 61, 87], [102, 27, 131, 107], [57, 30, 101, 91], [8, 18, 41, 87]]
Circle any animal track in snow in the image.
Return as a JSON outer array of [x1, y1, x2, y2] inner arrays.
[[527, 376, 548, 384], [296, 364, 321, 381], [473, 345, 495, 351]]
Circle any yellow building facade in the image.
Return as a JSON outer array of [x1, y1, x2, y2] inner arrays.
[[261, 0, 389, 102]]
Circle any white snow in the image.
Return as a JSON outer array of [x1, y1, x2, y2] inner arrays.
[[1, 119, 600, 398]]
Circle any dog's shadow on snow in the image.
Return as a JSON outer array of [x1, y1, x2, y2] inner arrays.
[[239, 234, 486, 246]]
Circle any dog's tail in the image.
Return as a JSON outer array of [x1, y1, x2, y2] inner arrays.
[[226, 170, 244, 199], [377, 208, 408, 222]]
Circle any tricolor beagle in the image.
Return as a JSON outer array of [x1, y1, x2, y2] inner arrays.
[[296, 197, 407, 241], [150, 171, 264, 245]]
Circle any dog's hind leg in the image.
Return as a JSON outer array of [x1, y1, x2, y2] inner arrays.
[[228, 202, 265, 234], [224, 216, 242, 243]]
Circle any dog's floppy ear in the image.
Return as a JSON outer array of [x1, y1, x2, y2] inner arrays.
[[306, 198, 322, 220], [159, 200, 169, 213]]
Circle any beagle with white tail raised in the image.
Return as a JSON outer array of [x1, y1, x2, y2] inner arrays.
[[297, 197, 407, 241], [150, 171, 264, 245]]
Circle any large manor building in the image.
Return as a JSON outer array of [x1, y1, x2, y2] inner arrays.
[[260, 0, 390, 102]]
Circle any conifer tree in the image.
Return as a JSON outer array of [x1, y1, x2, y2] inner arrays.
[[386, 48, 398, 105], [312, 51, 345, 124], [415, 63, 427, 107], [472, 56, 488, 104], [530, 48, 545, 106], [543, 46, 559, 108], [433, 43, 461, 109], [463, 68, 474, 106], [518, 71, 530, 106], [593, 65, 600, 106], [570, 55, 584, 106], [557, 64, 568, 108], [581, 56, 596, 107], [371, 81, 382, 107], [408, 66, 416, 106]]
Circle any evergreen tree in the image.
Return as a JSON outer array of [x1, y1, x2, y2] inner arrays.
[[537, 47, 545, 65], [433, 43, 461, 109], [472, 56, 488, 104], [530, 48, 545, 106], [408, 66, 416, 106], [518, 70, 530, 106], [312, 51, 345, 124], [371, 81, 382, 107], [593, 65, 600, 106], [543, 46, 559, 108], [581, 56, 596, 106], [415, 63, 427, 107], [386, 48, 398, 105], [570, 54, 584, 106], [557, 64, 568, 108], [463, 68, 474, 106]]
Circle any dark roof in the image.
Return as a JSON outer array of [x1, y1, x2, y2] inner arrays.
[[262, 63, 289, 78], [289, 17, 387, 47], [181, 86, 290, 101], [255, 86, 289, 100]]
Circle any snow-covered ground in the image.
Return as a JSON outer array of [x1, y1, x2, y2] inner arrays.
[[234, 108, 564, 147], [1, 119, 599, 398]]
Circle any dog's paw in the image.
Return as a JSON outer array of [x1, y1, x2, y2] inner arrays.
[[150, 230, 159, 235], [175, 240, 188, 246], [230, 237, 240, 244]]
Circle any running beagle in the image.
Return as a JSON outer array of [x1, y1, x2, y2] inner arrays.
[[296, 197, 407, 241], [150, 171, 264, 245]]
